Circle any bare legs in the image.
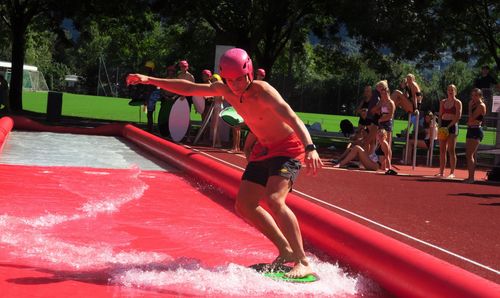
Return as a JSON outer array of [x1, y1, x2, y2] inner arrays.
[[336, 145, 379, 171], [391, 90, 414, 114], [465, 138, 480, 183], [235, 179, 313, 278], [231, 127, 241, 152], [447, 136, 457, 177], [438, 135, 457, 177]]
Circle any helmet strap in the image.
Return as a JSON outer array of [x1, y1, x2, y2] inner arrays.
[[240, 79, 253, 103]]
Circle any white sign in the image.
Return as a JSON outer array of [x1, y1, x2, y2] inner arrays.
[[493, 96, 500, 113], [214, 45, 235, 75]]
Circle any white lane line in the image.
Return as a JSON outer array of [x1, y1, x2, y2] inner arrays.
[[293, 189, 500, 275], [185, 146, 500, 276]]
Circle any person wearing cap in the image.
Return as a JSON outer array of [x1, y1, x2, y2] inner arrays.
[[176, 60, 195, 138], [177, 60, 195, 104], [177, 60, 194, 83], [256, 68, 266, 80], [128, 61, 158, 131], [200, 69, 214, 143], [160, 65, 179, 102], [209, 73, 224, 147], [127, 48, 322, 278]]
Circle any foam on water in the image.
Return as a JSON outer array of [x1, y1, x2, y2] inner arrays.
[[0, 166, 150, 269], [0, 165, 383, 297], [111, 257, 361, 297]]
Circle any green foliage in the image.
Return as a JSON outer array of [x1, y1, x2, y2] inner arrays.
[[3, 0, 498, 118]]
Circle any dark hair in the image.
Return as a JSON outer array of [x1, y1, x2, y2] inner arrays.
[[481, 65, 490, 70]]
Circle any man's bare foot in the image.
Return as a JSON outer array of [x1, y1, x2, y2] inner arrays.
[[285, 260, 314, 278], [271, 251, 294, 266]]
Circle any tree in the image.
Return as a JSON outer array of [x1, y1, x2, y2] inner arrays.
[[0, 0, 84, 111], [153, 0, 334, 78], [0, 0, 153, 111], [438, 0, 500, 69]]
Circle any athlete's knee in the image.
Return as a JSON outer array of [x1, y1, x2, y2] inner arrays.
[[234, 197, 255, 216], [391, 90, 402, 102], [266, 194, 287, 214]]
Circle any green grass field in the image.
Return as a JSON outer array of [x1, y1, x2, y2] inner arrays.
[[21, 91, 496, 146]]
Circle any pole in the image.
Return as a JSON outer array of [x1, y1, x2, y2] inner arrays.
[[97, 57, 101, 96], [194, 103, 215, 145], [403, 113, 412, 164], [412, 110, 420, 170]]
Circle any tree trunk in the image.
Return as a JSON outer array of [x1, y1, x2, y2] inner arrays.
[[9, 19, 27, 112]]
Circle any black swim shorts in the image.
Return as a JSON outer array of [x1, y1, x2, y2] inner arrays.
[[466, 127, 484, 141], [242, 156, 302, 189]]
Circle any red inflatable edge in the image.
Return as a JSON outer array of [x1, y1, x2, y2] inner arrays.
[[2, 116, 499, 298], [0, 116, 14, 154]]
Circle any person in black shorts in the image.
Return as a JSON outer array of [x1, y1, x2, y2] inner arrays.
[[465, 88, 487, 183], [437, 84, 462, 178]]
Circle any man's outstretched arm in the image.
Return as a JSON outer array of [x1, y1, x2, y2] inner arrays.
[[127, 74, 222, 97]]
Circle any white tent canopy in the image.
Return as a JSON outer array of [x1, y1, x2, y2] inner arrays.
[[0, 61, 38, 72]]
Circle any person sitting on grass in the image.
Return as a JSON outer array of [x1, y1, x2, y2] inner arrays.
[[333, 129, 396, 175]]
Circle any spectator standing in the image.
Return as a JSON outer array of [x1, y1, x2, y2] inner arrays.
[[465, 88, 486, 183], [374, 80, 395, 146], [201, 69, 214, 121], [177, 60, 195, 108], [437, 84, 462, 178], [355, 85, 373, 127], [365, 85, 381, 154], [209, 73, 224, 147], [473, 65, 499, 91], [177, 60, 195, 140]]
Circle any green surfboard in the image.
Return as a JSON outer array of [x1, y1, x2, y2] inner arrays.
[[249, 263, 319, 283], [219, 106, 244, 127]]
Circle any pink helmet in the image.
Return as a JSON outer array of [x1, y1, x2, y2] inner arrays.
[[219, 48, 253, 81], [202, 69, 212, 77]]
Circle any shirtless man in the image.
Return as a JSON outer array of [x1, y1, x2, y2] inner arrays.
[[127, 48, 322, 278]]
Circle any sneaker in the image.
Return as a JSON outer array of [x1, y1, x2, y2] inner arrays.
[[385, 169, 398, 175], [347, 162, 359, 169], [434, 173, 444, 178], [447, 173, 456, 179]]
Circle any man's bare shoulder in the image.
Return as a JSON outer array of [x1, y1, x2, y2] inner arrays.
[[211, 82, 235, 99], [250, 80, 282, 100]]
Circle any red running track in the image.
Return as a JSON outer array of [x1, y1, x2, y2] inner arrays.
[[1, 116, 499, 297]]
